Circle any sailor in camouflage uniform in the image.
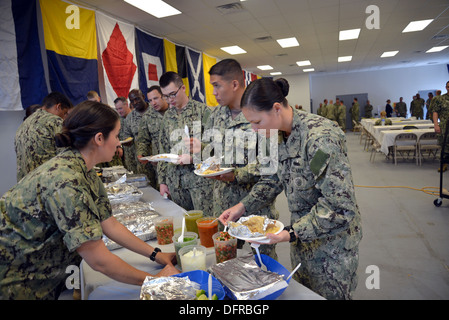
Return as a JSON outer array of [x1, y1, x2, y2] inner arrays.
[[136, 86, 170, 189], [429, 81, 449, 172], [221, 78, 362, 300], [14, 92, 73, 181], [198, 59, 282, 259], [158, 72, 214, 215], [122, 89, 149, 174], [0, 101, 178, 300]]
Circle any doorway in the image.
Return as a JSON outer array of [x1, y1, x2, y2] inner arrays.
[[336, 93, 368, 130]]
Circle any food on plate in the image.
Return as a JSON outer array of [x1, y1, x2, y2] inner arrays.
[[231, 216, 280, 235]]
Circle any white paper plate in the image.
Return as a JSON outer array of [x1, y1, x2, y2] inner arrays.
[[228, 220, 284, 244], [120, 137, 133, 144], [194, 167, 234, 177], [141, 154, 180, 163]]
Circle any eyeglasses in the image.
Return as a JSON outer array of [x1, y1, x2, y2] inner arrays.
[[162, 85, 182, 100]]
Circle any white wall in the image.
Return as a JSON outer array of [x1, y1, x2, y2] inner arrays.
[[276, 73, 311, 112], [310, 64, 448, 116], [0, 111, 24, 195]]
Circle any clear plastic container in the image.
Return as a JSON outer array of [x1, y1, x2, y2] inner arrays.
[[213, 231, 237, 263], [184, 210, 203, 234], [196, 217, 218, 248], [154, 216, 174, 245], [172, 231, 198, 269], [178, 244, 207, 272]]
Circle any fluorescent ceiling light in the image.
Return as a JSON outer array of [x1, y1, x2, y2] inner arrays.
[[257, 65, 273, 70], [124, 0, 181, 18], [270, 72, 282, 75], [296, 60, 311, 67], [338, 56, 352, 62], [276, 37, 299, 48], [381, 51, 399, 58], [426, 45, 449, 53], [221, 46, 247, 55], [339, 28, 361, 41], [402, 19, 433, 33], [303, 68, 315, 72]]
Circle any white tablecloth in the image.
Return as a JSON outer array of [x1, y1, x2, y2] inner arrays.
[[371, 123, 433, 143], [379, 128, 435, 155], [361, 118, 432, 138], [80, 186, 325, 300]]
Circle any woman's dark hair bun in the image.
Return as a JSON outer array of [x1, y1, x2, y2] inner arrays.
[[55, 130, 72, 148], [274, 78, 289, 98]]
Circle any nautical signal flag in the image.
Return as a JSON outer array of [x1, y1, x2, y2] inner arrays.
[[186, 48, 205, 103], [135, 28, 165, 95], [96, 11, 138, 106], [202, 53, 218, 107], [40, 0, 98, 105], [0, 0, 47, 111], [164, 39, 190, 97]]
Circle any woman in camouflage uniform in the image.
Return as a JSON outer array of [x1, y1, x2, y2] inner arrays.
[[0, 101, 178, 300], [220, 78, 362, 300]]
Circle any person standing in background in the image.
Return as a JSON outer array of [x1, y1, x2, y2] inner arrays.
[[396, 97, 407, 118], [15, 92, 73, 181], [364, 100, 373, 118]]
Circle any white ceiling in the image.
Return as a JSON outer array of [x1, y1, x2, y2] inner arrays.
[[74, 0, 449, 77]]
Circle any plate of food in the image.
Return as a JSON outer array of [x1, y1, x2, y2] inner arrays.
[[140, 154, 180, 163], [227, 215, 284, 243], [194, 156, 233, 177], [194, 167, 234, 177], [120, 137, 133, 144]]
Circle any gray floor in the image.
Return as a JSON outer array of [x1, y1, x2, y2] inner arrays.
[[274, 131, 449, 300]]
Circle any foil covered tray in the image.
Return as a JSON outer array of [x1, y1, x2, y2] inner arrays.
[[208, 254, 288, 300], [105, 175, 143, 204], [140, 276, 200, 300], [103, 201, 159, 250]]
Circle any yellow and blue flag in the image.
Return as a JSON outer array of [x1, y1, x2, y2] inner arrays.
[[40, 0, 98, 105], [164, 39, 190, 96], [202, 53, 218, 107]]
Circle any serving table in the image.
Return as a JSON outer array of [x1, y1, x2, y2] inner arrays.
[[80, 186, 325, 300]]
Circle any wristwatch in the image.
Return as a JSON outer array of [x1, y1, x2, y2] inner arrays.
[[149, 247, 161, 261], [283, 226, 297, 243]]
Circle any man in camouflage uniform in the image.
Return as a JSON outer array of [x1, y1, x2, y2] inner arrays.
[[350, 98, 360, 130], [14, 92, 73, 181], [335, 98, 347, 132], [321, 99, 328, 118], [429, 81, 449, 172], [122, 89, 149, 174], [114, 97, 132, 169], [136, 86, 170, 189], [325, 100, 337, 122], [396, 97, 407, 118], [158, 72, 214, 215], [414, 94, 425, 119], [203, 59, 282, 259]]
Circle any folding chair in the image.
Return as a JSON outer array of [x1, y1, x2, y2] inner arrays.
[[393, 133, 418, 165], [417, 132, 440, 165]]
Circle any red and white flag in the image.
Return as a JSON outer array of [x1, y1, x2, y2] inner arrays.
[[96, 11, 138, 106]]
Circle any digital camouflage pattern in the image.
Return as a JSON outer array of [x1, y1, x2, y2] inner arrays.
[[0, 148, 111, 299], [157, 99, 214, 215], [350, 102, 360, 125], [396, 101, 407, 118], [411, 98, 425, 119], [336, 103, 346, 131], [14, 108, 63, 181], [429, 93, 449, 156], [278, 109, 362, 300], [122, 108, 145, 174], [136, 107, 165, 188], [203, 105, 283, 259]]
